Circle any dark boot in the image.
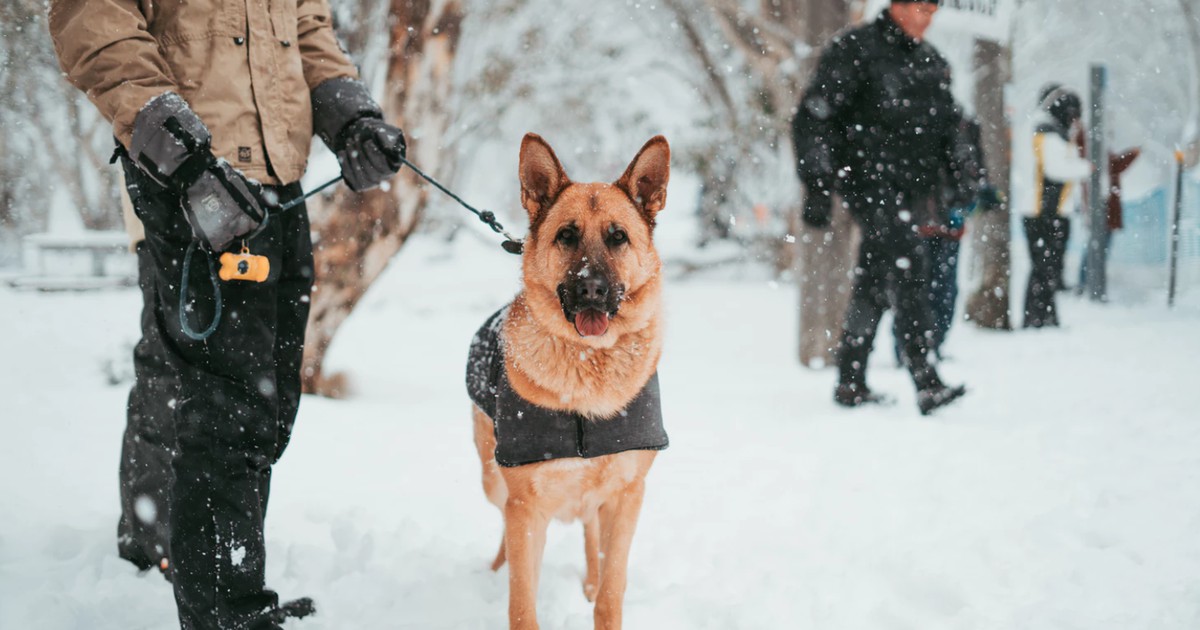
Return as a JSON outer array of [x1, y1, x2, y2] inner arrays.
[[917, 383, 967, 415], [247, 597, 317, 630], [834, 322, 894, 408], [834, 382, 895, 407]]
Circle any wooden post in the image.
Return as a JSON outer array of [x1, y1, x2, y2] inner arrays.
[[964, 38, 1013, 330]]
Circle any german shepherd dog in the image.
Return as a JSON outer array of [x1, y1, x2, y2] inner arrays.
[[469, 133, 670, 630]]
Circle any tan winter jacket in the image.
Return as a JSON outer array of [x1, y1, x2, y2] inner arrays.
[[49, 0, 359, 188]]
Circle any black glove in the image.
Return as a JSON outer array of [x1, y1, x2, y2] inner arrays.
[[181, 160, 274, 252], [335, 117, 406, 192], [977, 186, 1005, 212], [129, 92, 269, 251], [311, 77, 406, 193], [802, 178, 833, 229]]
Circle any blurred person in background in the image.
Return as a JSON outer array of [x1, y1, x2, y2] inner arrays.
[[1077, 147, 1141, 297], [792, 0, 967, 415], [1024, 84, 1091, 328]]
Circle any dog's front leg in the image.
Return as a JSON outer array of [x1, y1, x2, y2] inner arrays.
[[594, 481, 647, 630], [505, 496, 549, 630], [583, 515, 601, 602]]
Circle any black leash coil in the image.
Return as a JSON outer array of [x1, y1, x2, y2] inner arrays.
[[179, 240, 223, 341]]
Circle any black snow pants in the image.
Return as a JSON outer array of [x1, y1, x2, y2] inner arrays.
[[1023, 215, 1071, 328], [118, 242, 179, 574], [121, 159, 313, 630], [837, 193, 943, 392]]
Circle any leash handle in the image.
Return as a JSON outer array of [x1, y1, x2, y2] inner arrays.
[[179, 241, 222, 341]]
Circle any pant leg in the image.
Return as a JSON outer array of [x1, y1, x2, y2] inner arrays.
[[260, 186, 314, 518], [122, 159, 291, 629], [837, 229, 891, 388], [270, 187, 313, 465], [1049, 216, 1071, 295], [889, 228, 941, 391], [118, 242, 179, 571], [926, 237, 960, 353], [1023, 216, 1058, 328]]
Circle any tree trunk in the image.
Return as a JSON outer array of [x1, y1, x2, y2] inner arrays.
[[797, 194, 859, 367], [964, 39, 1013, 330], [793, 0, 858, 368], [301, 0, 464, 397]]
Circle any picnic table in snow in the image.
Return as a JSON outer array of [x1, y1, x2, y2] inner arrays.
[[7, 231, 135, 291]]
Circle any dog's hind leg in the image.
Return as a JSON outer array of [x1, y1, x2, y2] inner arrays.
[[491, 532, 507, 571], [593, 481, 647, 630], [583, 516, 601, 602]]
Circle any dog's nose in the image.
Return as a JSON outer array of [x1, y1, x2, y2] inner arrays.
[[577, 277, 609, 301]]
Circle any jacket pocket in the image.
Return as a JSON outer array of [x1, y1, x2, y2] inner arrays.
[[269, 0, 299, 45], [151, 0, 245, 44]]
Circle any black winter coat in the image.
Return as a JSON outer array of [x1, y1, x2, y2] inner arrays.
[[792, 10, 961, 214]]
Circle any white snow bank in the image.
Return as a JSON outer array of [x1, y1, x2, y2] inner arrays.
[[2, 235, 1199, 629]]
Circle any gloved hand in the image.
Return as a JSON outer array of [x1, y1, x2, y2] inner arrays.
[[129, 92, 269, 251], [311, 77, 406, 192], [802, 178, 833, 229], [947, 206, 967, 231], [181, 160, 275, 252], [335, 117, 406, 192]]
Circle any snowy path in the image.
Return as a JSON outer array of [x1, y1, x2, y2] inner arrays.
[[2, 236, 1200, 629]]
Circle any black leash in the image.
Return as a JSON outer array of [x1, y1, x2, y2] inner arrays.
[[179, 156, 524, 341], [278, 156, 525, 254]]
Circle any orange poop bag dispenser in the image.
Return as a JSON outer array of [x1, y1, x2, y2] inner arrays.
[[218, 244, 270, 282]]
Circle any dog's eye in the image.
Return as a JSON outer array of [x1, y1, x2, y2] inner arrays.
[[607, 228, 628, 247], [556, 227, 579, 247]]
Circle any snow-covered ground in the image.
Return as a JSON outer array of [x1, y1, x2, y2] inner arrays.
[[3, 234, 1200, 630]]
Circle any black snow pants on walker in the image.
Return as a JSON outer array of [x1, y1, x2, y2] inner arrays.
[[121, 158, 312, 629], [836, 192, 943, 393]]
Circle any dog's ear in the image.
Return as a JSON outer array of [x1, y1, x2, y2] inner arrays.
[[519, 133, 570, 224], [614, 135, 670, 223]]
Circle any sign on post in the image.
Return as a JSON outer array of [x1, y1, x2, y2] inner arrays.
[[929, 0, 1014, 44], [863, 0, 1014, 42]]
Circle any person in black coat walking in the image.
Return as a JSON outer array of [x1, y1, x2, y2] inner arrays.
[[792, 0, 967, 415]]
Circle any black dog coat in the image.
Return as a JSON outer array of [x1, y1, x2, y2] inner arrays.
[[466, 308, 669, 468]]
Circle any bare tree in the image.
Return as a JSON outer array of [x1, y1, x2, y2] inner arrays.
[[1, 0, 122, 237], [301, 0, 464, 396], [788, 0, 861, 367], [964, 40, 1013, 329]]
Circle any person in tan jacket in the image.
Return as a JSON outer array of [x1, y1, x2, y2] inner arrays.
[[49, 1, 406, 627]]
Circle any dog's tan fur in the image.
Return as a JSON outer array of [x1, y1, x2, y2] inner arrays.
[[472, 133, 670, 630]]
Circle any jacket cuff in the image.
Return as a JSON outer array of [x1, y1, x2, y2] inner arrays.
[[311, 77, 383, 151], [129, 92, 212, 188]]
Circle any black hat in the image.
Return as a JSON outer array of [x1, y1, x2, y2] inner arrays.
[[1040, 83, 1083, 127]]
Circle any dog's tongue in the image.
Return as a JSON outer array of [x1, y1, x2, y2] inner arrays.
[[574, 309, 610, 337]]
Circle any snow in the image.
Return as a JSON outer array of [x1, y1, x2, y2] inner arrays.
[[2, 228, 1200, 629]]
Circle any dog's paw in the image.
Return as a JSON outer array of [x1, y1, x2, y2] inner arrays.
[[583, 579, 598, 603]]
